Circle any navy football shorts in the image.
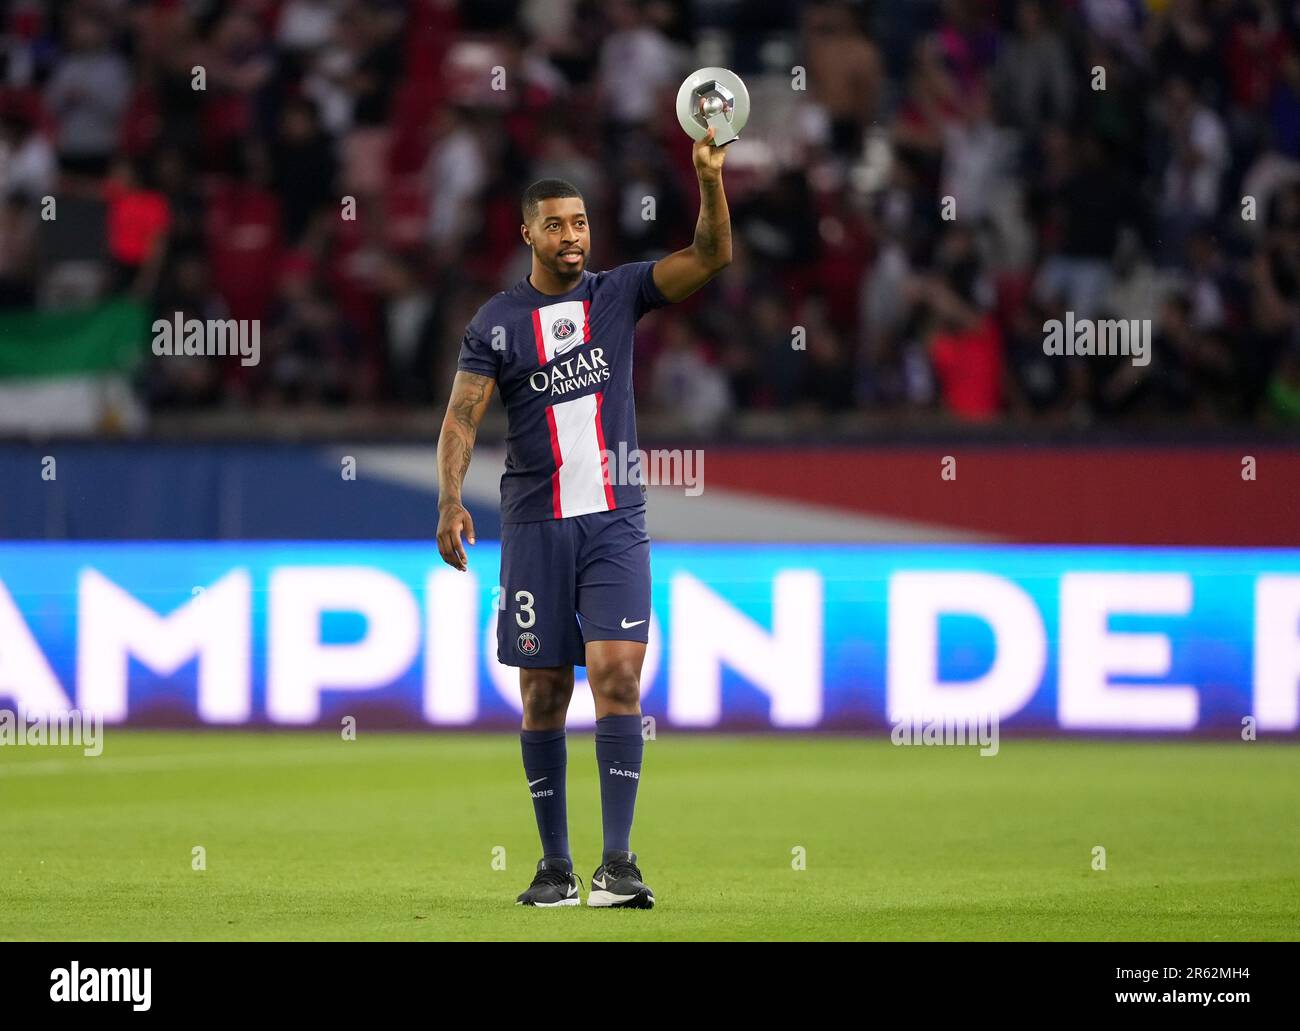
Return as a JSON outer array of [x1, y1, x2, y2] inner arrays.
[[497, 502, 651, 668]]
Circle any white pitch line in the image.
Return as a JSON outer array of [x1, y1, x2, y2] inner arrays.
[[0, 744, 392, 778]]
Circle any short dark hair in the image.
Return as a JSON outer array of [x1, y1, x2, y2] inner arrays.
[[521, 178, 583, 222]]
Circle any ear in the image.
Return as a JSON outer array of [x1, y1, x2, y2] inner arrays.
[[520, 223, 531, 247]]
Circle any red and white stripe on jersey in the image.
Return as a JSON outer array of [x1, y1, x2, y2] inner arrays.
[[531, 298, 591, 363], [531, 298, 614, 519]]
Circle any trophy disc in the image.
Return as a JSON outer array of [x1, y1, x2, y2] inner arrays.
[[675, 67, 750, 146]]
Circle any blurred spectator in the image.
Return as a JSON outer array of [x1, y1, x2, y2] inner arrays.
[[104, 156, 170, 291], [613, 143, 682, 258], [146, 248, 230, 410], [1270, 47, 1300, 159], [796, 298, 855, 411], [748, 292, 804, 409], [0, 109, 55, 199], [424, 106, 487, 258], [1004, 298, 1073, 419], [597, 0, 680, 134], [1081, 0, 1146, 68], [921, 272, 1004, 422], [337, 4, 404, 196], [271, 97, 338, 246], [1094, 292, 1235, 419], [1150, 0, 1218, 90], [278, 0, 342, 56], [1266, 338, 1300, 423], [206, 144, 283, 323], [993, 0, 1073, 133], [735, 169, 819, 276], [44, 10, 130, 180], [1158, 76, 1229, 235], [1032, 129, 1142, 318], [803, 2, 884, 159], [0, 189, 37, 307], [1243, 182, 1300, 410], [895, 34, 960, 193], [651, 319, 733, 433], [378, 251, 440, 405], [263, 257, 361, 405], [940, 81, 1013, 224], [531, 118, 603, 216]]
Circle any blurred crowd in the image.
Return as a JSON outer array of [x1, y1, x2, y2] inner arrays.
[[0, 0, 1298, 433]]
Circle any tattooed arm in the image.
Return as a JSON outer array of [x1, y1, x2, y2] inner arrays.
[[436, 370, 496, 570], [652, 126, 733, 303]]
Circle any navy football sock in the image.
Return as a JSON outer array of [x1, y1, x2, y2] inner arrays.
[[595, 714, 644, 857], [520, 728, 570, 863]]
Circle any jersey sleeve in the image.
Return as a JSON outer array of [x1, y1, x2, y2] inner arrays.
[[624, 259, 671, 321], [456, 317, 501, 379]]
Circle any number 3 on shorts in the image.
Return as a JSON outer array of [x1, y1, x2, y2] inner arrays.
[[514, 590, 535, 628]]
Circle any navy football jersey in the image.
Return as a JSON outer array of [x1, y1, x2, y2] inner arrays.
[[457, 260, 669, 522]]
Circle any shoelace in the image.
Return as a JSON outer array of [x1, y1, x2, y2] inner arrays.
[[533, 866, 583, 891], [604, 859, 641, 882]]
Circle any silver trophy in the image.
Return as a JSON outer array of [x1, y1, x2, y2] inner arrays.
[[675, 67, 750, 146]]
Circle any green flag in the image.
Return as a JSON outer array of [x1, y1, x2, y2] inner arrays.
[[0, 298, 149, 379]]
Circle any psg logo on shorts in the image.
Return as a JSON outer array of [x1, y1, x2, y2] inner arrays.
[[551, 317, 576, 340], [517, 632, 540, 656]]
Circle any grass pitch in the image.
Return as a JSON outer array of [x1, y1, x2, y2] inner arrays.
[[1, 731, 1296, 941]]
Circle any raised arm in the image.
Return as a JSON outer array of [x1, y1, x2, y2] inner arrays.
[[436, 370, 496, 570], [652, 126, 732, 303]]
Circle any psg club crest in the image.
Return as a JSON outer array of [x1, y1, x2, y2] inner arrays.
[[551, 317, 576, 340], [517, 632, 540, 656]]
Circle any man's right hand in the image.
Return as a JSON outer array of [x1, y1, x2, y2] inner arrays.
[[437, 502, 476, 571]]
